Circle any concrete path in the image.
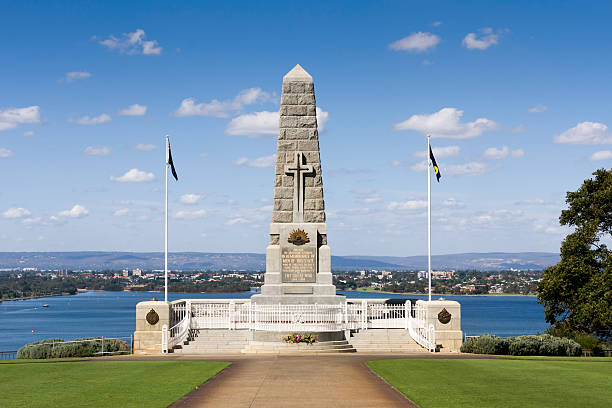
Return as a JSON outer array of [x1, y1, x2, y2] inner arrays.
[[169, 354, 416, 408]]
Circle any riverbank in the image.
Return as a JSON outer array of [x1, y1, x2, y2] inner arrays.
[[343, 288, 537, 297], [1, 292, 75, 302]]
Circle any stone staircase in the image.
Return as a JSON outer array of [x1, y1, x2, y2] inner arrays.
[[242, 340, 355, 354], [348, 329, 429, 353], [171, 329, 251, 354]]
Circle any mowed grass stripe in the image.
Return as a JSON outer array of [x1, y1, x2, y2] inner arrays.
[[367, 358, 612, 408], [0, 360, 230, 408]]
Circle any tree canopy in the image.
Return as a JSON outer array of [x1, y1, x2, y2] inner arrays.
[[538, 169, 612, 339]]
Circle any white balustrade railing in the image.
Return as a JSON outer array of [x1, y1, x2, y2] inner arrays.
[[165, 299, 437, 353]]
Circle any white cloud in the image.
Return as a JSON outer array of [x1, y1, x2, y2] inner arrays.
[[0, 148, 14, 158], [84, 146, 111, 156], [58, 204, 89, 218], [226, 107, 329, 137], [233, 154, 275, 168], [174, 209, 207, 219], [395, 107, 498, 139], [24, 130, 35, 136], [554, 122, 612, 145], [528, 104, 547, 113], [511, 149, 525, 158], [446, 162, 488, 176], [462, 28, 500, 50], [98, 29, 162, 55], [174, 88, 273, 118], [60, 72, 91, 83], [414, 145, 460, 158], [74, 113, 111, 125], [110, 168, 155, 182], [199, 152, 209, 158], [432, 21, 442, 27], [443, 198, 464, 208], [483, 146, 509, 160], [389, 32, 440, 52], [113, 208, 129, 216], [120, 104, 147, 116], [0, 106, 41, 131], [3, 207, 31, 219], [179, 194, 202, 205], [387, 200, 428, 211], [225, 217, 248, 226], [134, 143, 157, 151], [589, 150, 612, 161]]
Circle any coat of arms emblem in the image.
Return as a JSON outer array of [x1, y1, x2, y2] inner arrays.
[[288, 229, 310, 245], [146, 309, 160, 325], [438, 308, 451, 324]]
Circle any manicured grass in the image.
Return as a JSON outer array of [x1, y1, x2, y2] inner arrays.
[[0, 360, 230, 408], [367, 358, 612, 408]]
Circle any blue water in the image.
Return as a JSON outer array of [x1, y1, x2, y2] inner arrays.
[[0, 291, 548, 351]]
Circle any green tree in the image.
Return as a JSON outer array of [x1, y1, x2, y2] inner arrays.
[[538, 169, 612, 338]]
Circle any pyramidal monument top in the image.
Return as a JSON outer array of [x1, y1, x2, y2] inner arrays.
[[283, 64, 313, 82]]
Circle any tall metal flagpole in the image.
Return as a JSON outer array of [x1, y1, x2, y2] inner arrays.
[[427, 134, 432, 302], [164, 135, 169, 303]]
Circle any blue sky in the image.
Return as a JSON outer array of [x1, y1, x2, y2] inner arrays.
[[1, 1, 611, 256]]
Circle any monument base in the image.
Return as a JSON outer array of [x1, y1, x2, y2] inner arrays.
[[417, 299, 463, 352], [133, 300, 169, 355], [250, 293, 346, 305]]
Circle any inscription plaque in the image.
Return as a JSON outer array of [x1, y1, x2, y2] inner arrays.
[[281, 246, 316, 283]]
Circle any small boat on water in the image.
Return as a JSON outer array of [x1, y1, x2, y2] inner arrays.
[[42, 304, 49, 308]]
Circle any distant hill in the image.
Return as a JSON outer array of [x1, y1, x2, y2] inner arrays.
[[0, 251, 559, 271]]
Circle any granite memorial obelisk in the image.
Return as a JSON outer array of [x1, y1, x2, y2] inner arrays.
[[252, 65, 344, 305]]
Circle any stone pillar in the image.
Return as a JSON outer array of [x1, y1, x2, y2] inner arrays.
[[417, 299, 463, 352], [133, 301, 170, 355]]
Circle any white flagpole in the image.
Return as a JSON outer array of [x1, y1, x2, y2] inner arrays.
[[164, 135, 169, 303], [427, 134, 432, 302]]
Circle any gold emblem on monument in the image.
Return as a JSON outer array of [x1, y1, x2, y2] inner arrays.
[[146, 309, 160, 325], [438, 308, 452, 324], [287, 229, 310, 245]]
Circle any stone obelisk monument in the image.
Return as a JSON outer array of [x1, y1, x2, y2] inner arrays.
[[252, 65, 344, 305]]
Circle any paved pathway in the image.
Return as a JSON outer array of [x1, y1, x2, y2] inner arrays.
[[169, 354, 416, 408]]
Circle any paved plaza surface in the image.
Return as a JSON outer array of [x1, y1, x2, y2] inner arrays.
[[110, 353, 487, 407]]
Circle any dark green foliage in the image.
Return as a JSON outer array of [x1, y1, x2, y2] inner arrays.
[[546, 324, 603, 354], [17, 337, 129, 359], [538, 169, 612, 339], [461, 334, 581, 356]]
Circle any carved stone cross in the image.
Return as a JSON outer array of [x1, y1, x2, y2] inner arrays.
[[285, 151, 313, 222]]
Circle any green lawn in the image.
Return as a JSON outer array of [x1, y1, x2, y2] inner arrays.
[[367, 358, 612, 408], [0, 359, 230, 408]]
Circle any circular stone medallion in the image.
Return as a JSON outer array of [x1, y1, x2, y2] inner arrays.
[[437, 308, 452, 324], [146, 308, 160, 325]]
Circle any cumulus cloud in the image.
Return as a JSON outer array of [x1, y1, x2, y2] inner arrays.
[[110, 168, 155, 182], [226, 107, 329, 137], [174, 88, 273, 118], [414, 145, 460, 158], [134, 143, 157, 151], [225, 217, 248, 226], [3, 207, 31, 219], [483, 146, 509, 160], [554, 122, 612, 145], [445, 162, 488, 176], [0, 106, 41, 131], [84, 146, 111, 156], [24, 130, 35, 136], [60, 71, 91, 83], [511, 149, 525, 158], [113, 208, 130, 216], [462, 28, 501, 50], [74, 113, 111, 125], [97, 29, 162, 55], [120, 104, 147, 116], [179, 194, 202, 205], [528, 104, 547, 113], [388, 200, 427, 211], [389, 32, 440, 52], [395, 108, 498, 139], [58, 204, 89, 218], [443, 198, 464, 208], [589, 150, 612, 161], [0, 148, 14, 158], [174, 209, 207, 219], [233, 154, 275, 168]]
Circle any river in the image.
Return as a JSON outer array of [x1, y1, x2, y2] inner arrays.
[[0, 291, 547, 351]]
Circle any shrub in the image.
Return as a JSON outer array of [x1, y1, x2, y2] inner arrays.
[[461, 334, 581, 356], [17, 337, 129, 359]]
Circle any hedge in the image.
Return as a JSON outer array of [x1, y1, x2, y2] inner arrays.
[[17, 337, 129, 359], [461, 334, 581, 356]]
